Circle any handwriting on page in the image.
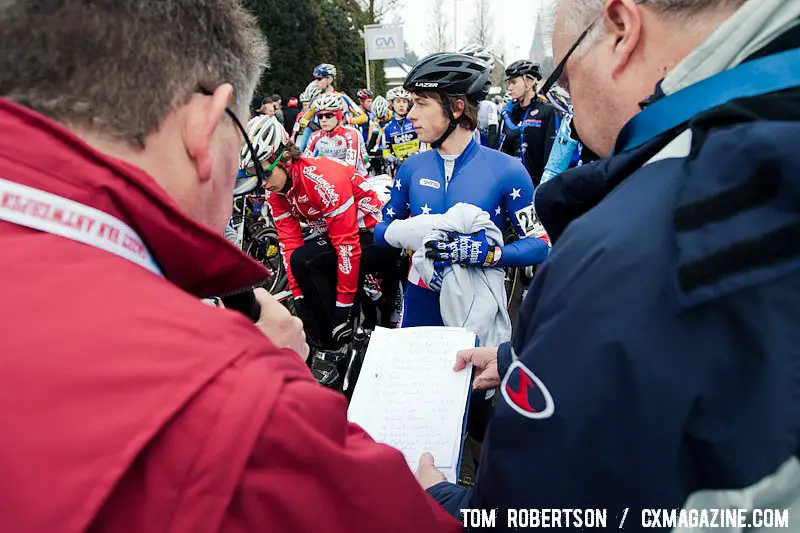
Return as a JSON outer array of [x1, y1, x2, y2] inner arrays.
[[348, 327, 475, 476]]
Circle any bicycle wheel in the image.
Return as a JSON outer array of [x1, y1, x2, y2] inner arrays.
[[245, 224, 288, 295]]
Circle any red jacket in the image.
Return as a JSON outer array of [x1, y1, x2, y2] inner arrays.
[[0, 99, 460, 533], [269, 156, 383, 306]]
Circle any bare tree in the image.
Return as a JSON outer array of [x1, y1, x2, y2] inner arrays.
[[468, 0, 493, 49], [423, 0, 451, 54], [360, 0, 404, 23]]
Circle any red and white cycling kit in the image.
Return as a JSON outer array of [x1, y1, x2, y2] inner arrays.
[[268, 156, 383, 307], [304, 124, 368, 176]]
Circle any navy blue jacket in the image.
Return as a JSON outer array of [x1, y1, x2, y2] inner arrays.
[[429, 37, 800, 530]]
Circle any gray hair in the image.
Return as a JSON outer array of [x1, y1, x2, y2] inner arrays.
[[0, 0, 268, 147], [551, 0, 746, 55]]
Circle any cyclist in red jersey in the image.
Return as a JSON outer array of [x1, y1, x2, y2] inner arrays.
[[241, 116, 400, 386]]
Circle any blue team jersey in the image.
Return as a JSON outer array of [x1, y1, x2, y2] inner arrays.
[[374, 139, 549, 269]]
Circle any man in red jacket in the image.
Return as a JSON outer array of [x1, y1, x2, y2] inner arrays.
[[0, 2, 461, 533]]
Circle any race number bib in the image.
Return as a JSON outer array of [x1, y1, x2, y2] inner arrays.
[[514, 204, 546, 238], [345, 148, 357, 164]]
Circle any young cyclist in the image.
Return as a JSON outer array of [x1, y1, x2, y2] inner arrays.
[[293, 80, 321, 143], [382, 87, 425, 175], [500, 60, 562, 185], [242, 116, 399, 386], [373, 53, 551, 445], [304, 94, 368, 176], [298, 63, 367, 130], [356, 88, 375, 144], [365, 95, 391, 175], [459, 44, 500, 149]]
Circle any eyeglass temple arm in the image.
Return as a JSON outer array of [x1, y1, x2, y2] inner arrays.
[[540, 21, 597, 95], [197, 86, 266, 181]]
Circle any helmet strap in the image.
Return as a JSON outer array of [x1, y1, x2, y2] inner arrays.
[[430, 95, 459, 150]]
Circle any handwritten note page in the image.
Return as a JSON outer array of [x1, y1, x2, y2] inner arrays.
[[347, 326, 475, 483]]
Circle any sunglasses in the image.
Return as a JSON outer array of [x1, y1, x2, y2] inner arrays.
[[540, 0, 649, 95], [318, 112, 337, 120]]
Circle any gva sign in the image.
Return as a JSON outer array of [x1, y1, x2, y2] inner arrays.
[[365, 25, 404, 60], [375, 36, 397, 49]]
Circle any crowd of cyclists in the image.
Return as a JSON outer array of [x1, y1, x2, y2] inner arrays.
[[231, 45, 584, 395]]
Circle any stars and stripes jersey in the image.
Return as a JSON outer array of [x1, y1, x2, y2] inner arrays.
[[268, 157, 383, 306], [304, 125, 368, 176], [374, 139, 550, 287]]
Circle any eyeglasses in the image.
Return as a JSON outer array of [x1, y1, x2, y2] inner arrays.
[[318, 112, 337, 120], [197, 86, 266, 186], [314, 77, 326, 81], [540, 0, 649, 95]]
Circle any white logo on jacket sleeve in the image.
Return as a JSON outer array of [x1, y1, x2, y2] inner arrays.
[[338, 245, 354, 274], [419, 178, 441, 189], [501, 359, 555, 419], [357, 196, 382, 216]]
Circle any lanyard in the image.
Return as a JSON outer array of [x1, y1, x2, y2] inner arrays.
[[614, 48, 800, 155], [0, 177, 163, 276]]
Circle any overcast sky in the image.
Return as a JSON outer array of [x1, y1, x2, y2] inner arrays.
[[386, 0, 555, 63]]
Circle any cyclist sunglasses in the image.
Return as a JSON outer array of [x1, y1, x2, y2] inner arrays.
[[318, 112, 337, 120], [244, 150, 285, 179]]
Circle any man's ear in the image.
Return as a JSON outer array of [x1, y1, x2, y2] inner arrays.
[[451, 98, 466, 120], [606, 0, 644, 79], [184, 83, 234, 183]]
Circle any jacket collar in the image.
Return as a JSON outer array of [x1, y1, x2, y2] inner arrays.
[[433, 137, 479, 178], [0, 98, 269, 298]]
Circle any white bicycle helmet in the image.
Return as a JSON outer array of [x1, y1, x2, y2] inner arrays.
[[315, 93, 345, 112], [240, 115, 289, 173], [386, 87, 411, 101], [300, 80, 321, 103], [372, 95, 389, 118], [459, 44, 494, 71]]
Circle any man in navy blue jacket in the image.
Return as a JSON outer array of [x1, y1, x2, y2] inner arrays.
[[417, 0, 800, 529]]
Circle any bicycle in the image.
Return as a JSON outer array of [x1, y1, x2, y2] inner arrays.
[[230, 192, 289, 297]]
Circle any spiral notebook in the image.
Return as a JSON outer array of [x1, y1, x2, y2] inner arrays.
[[347, 326, 476, 483]]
